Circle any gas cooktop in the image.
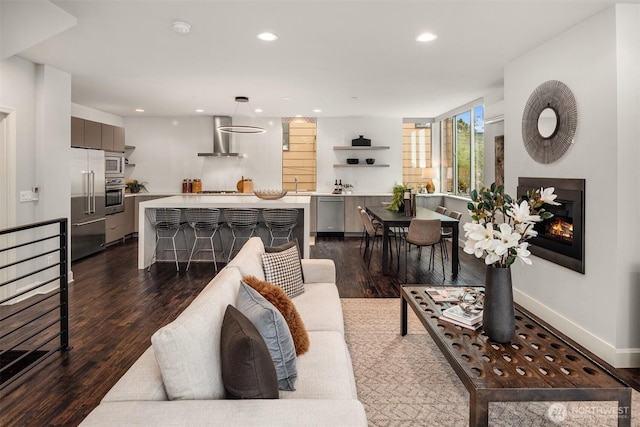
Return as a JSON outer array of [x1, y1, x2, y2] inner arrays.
[[198, 190, 239, 194]]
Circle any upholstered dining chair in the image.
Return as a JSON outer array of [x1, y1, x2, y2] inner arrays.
[[441, 210, 463, 262], [402, 218, 444, 282], [435, 205, 447, 215], [359, 209, 396, 267]]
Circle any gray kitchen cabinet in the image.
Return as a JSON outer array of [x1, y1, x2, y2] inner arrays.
[[84, 120, 102, 149], [71, 117, 85, 147], [106, 212, 126, 244], [310, 196, 317, 234], [343, 196, 392, 235], [101, 124, 114, 151], [114, 126, 125, 152], [124, 196, 136, 236]]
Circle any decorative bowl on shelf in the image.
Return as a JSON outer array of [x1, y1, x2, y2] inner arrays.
[[254, 190, 288, 200], [366, 158, 375, 165], [346, 158, 359, 164]]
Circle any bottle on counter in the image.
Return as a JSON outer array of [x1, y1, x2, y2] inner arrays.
[[338, 179, 343, 194], [182, 179, 188, 193], [186, 179, 193, 193], [333, 180, 339, 194], [192, 179, 202, 193]]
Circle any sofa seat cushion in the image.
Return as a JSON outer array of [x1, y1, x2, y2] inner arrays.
[[236, 283, 297, 391], [292, 283, 344, 334], [279, 330, 357, 400], [221, 305, 279, 399], [226, 237, 266, 280], [79, 400, 369, 427], [151, 267, 243, 400], [101, 346, 167, 402]]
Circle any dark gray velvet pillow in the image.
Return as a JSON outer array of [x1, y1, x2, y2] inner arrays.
[[220, 305, 279, 399]]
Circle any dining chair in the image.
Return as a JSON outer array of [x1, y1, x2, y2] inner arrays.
[[359, 209, 396, 267], [441, 210, 463, 262], [402, 218, 444, 282], [435, 206, 447, 215]]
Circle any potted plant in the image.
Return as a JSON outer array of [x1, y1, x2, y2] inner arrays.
[[125, 179, 148, 194], [387, 184, 408, 211], [343, 183, 354, 194]]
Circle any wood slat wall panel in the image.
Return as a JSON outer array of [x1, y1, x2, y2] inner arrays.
[[283, 122, 317, 191]]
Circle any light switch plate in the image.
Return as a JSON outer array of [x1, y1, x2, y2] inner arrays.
[[20, 191, 33, 202]]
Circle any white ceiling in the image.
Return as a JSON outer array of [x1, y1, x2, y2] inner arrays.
[[12, 0, 630, 118]]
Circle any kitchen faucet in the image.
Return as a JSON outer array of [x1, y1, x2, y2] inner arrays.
[[294, 176, 298, 193]]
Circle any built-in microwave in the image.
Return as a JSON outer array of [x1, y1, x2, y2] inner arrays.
[[105, 152, 125, 177]]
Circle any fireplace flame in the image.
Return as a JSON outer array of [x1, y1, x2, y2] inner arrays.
[[546, 217, 573, 241]]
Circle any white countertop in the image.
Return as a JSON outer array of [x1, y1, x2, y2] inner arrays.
[[138, 194, 312, 208], [127, 192, 393, 198]]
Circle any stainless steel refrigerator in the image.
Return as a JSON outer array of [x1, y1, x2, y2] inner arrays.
[[71, 148, 106, 261]]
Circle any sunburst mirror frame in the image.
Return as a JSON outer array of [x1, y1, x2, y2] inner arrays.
[[521, 80, 578, 164]]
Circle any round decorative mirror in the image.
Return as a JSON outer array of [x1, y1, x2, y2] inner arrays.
[[522, 80, 577, 164], [537, 107, 558, 139]]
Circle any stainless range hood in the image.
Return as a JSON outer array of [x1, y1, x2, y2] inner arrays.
[[198, 116, 244, 157]]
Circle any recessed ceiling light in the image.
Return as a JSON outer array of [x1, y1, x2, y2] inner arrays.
[[295, 115, 302, 118], [173, 21, 191, 34], [312, 109, 322, 113], [195, 109, 204, 113], [416, 32, 438, 42], [135, 109, 145, 112], [254, 108, 263, 113], [283, 97, 291, 101], [257, 32, 278, 41]]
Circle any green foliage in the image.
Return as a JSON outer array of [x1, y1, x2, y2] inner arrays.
[[126, 179, 148, 193], [387, 184, 408, 211]]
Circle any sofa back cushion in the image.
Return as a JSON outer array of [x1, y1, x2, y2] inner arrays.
[[151, 267, 242, 400], [226, 237, 266, 280]]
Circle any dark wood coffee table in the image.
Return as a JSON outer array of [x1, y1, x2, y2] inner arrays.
[[401, 285, 632, 427]]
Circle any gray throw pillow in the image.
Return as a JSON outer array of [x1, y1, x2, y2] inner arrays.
[[236, 282, 297, 391], [220, 305, 279, 399]]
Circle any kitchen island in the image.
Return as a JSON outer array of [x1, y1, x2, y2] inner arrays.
[[138, 194, 311, 269]]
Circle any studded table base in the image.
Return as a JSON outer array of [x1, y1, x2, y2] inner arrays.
[[401, 285, 632, 427]]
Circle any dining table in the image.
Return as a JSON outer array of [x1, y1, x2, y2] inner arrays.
[[365, 206, 460, 278]]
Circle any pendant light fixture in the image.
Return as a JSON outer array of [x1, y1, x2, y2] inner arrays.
[[217, 96, 266, 134]]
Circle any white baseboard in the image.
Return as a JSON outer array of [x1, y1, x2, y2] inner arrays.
[[514, 288, 640, 368]]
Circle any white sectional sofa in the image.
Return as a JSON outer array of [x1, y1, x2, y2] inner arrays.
[[80, 237, 367, 426]]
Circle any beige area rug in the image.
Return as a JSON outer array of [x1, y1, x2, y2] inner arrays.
[[341, 298, 640, 427]]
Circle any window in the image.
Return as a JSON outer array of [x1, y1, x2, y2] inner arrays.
[[282, 119, 316, 192], [440, 104, 484, 196], [402, 122, 432, 189]]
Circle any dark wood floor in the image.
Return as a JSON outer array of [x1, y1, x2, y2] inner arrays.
[[0, 237, 638, 426]]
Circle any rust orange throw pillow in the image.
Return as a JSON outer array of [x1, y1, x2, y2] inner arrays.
[[242, 275, 310, 356]]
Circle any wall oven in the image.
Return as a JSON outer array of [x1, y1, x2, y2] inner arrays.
[[105, 152, 125, 177], [105, 177, 125, 214]]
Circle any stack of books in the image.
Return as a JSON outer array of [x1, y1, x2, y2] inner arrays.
[[439, 304, 483, 330]]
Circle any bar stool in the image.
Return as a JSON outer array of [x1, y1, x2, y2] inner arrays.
[[262, 208, 298, 246], [146, 208, 185, 271], [224, 208, 259, 263], [185, 208, 223, 272]]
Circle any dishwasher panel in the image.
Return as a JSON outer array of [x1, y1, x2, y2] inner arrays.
[[316, 196, 344, 236]]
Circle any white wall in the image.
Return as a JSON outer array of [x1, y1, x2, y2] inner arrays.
[[316, 117, 402, 193], [504, 5, 640, 367], [71, 103, 124, 128], [0, 56, 72, 301], [124, 116, 403, 194]]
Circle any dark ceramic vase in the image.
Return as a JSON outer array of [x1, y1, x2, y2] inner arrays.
[[482, 266, 515, 343]]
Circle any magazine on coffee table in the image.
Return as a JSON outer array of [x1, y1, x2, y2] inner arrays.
[[424, 287, 467, 302]]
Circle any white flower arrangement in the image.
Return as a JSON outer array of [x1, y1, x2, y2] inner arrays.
[[463, 184, 560, 267]]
